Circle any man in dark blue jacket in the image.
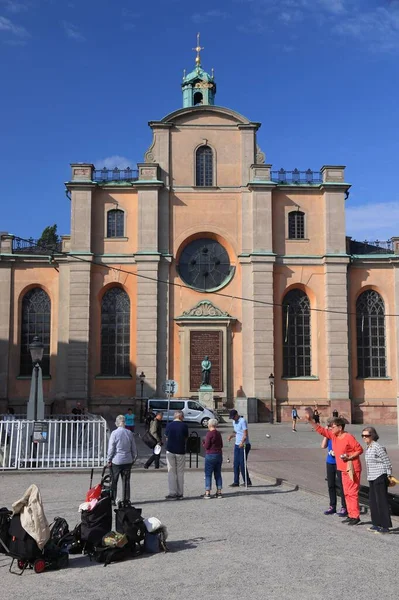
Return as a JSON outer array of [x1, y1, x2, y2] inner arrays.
[[165, 411, 189, 500]]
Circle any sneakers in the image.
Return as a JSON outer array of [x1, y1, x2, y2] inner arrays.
[[324, 507, 336, 515], [367, 525, 380, 532], [348, 517, 360, 526], [336, 508, 348, 517], [165, 494, 177, 499], [216, 491, 222, 499], [375, 527, 390, 534], [292, 429, 297, 432], [176, 495, 183, 500], [203, 493, 211, 499], [341, 517, 352, 524], [229, 483, 240, 487]]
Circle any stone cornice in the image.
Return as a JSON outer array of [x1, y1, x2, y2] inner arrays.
[[175, 299, 236, 322]]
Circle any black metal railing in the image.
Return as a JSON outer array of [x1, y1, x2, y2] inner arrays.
[[12, 237, 62, 254], [271, 169, 322, 184], [93, 167, 139, 182], [349, 239, 394, 255]]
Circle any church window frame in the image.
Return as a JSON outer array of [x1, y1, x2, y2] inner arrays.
[[195, 145, 214, 187], [106, 208, 125, 238], [20, 287, 51, 376], [356, 290, 387, 378], [288, 211, 305, 239], [282, 289, 311, 378], [100, 287, 131, 377]]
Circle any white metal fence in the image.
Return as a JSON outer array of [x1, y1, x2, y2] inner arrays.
[[0, 415, 109, 470]]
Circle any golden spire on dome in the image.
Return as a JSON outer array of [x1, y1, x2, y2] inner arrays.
[[192, 32, 204, 69]]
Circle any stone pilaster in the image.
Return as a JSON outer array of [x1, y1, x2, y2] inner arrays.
[[320, 166, 350, 255], [157, 256, 171, 395], [252, 258, 275, 398], [68, 164, 95, 253], [135, 256, 160, 397], [0, 264, 12, 401], [239, 125, 257, 186], [55, 263, 70, 400], [324, 259, 351, 419], [394, 264, 399, 432], [67, 261, 91, 400]]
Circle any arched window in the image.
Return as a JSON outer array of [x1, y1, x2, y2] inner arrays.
[[20, 288, 51, 375], [282, 289, 311, 377], [288, 211, 305, 239], [107, 209, 124, 238], [356, 290, 386, 378], [195, 145, 213, 187], [101, 287, 130, 376]]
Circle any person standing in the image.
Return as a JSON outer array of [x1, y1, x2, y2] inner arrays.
[[124, 408, 135, 433], [165, 411, 189, 500], [144, 412, 163, 470], [321, 421, 347, 517], [313, 408, 320, 424], [304, 413, 363, 525], [202, 418, 223, 499], [228, 410, 252, 487], [107, 415, 137, 504], [291, 406, 299, 432], [362, 427, 393, 534]]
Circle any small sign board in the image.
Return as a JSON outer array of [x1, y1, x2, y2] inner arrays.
[[162, 380, 178, 396], [32, 421, 49, 444]]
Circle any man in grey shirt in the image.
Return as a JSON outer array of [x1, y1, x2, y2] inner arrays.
[[107, 414, 138, 504]]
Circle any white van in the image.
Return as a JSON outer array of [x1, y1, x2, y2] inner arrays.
[[146, 399, 218, 428]]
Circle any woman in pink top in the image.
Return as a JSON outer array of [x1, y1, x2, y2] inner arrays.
[[304, 413, 363, 525]]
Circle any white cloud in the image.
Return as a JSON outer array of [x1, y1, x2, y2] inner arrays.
[[0, 15, 29, 37], [62, 21, 85, 42], [192, 10, 229, 24], [95, 156, 134, 169], [346, 201, 399, 240]]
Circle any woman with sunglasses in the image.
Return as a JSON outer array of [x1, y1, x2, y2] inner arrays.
[[362, 427, 392, 534]]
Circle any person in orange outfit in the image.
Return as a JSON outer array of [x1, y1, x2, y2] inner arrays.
[[304, 413, 363, 525]]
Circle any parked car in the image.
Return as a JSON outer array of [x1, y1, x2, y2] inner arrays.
[[146, 399, 218, 428]]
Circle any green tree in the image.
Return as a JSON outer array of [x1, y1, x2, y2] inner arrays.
[[37, 224, 60, 248]]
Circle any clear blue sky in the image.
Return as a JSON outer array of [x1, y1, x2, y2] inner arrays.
[[1, 0, 398, 242]]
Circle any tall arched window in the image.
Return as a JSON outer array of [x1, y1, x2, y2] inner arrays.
[[356, 290, 386, 378], [288, 211, 305, 239], [282, 289, 311, 377], [195, 145, 213, 187], [107, 209, 124, 238], [101, 287, 130, 376], [20, 288, 51, 375]]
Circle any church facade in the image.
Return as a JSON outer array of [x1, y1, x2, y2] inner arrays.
[[1, 47, 399, 424]]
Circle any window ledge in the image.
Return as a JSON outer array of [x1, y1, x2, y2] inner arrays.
[[286, 238, 309, 242], [282, 376, 319, 381], [193, 186, 218, 190], [356, 377, 392, 381], [17, 375, 52, 380], [95, 375, 132, 380], [105, 237, 128, 241]]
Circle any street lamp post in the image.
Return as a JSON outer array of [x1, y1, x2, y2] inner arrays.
[[139, 371, 146, 422], [29, 336, 44, 421], [268, 373, 275, 424]]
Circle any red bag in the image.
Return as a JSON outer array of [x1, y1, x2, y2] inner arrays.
[[85, 484, 102, 502]]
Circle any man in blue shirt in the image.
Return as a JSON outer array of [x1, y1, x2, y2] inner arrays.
[[228, 409, 252, 487], [165, 411, 189, 499]]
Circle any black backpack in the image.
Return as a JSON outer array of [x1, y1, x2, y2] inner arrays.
[[115, 505, 146, 545], [49, 517, 69, 546], [92, 543, 141, 566], [0, 507, 12, 554], [145, 411, 155, 430]]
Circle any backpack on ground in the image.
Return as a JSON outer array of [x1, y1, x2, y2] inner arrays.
[[8, 514, 41, 562], [144, 528, 169, 554], [115, 504, 146, 545], [49, 517, 69, 546]]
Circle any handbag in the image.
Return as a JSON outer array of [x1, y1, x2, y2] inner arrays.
[[388, 475, 399, 487], [142, 431, 157, 449]]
